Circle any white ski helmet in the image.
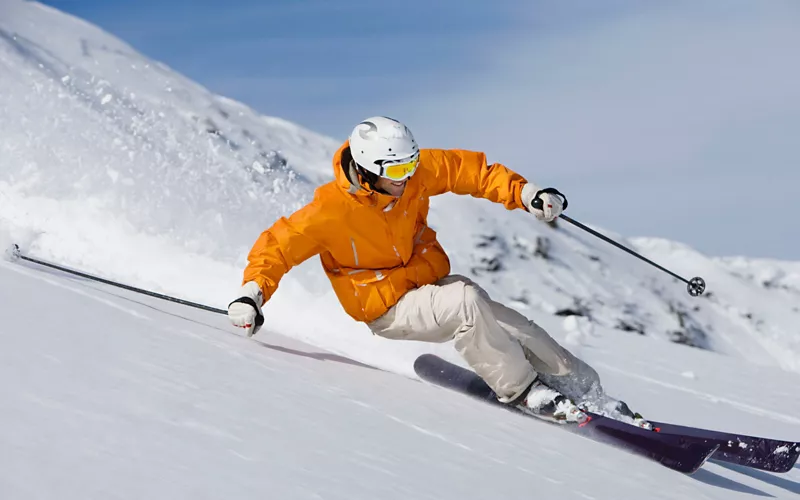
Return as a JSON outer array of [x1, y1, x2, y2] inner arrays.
[[349, 116, 420, 181]]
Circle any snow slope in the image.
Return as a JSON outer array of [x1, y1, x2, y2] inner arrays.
[[0, 0, 339, 262], [2, 251, 799, 500]]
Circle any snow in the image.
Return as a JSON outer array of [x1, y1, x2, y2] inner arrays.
[[0, 2, 798, 498], [3, 241, 800, 500]]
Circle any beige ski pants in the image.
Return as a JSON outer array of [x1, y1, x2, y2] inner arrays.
[[368, 275, 601, 403]]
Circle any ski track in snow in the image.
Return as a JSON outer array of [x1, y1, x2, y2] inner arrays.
[[596, 362, 800, 425], [5, 260, 152, 320]]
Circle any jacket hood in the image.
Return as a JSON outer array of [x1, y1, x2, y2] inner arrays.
[[332, 141, 399, 210]]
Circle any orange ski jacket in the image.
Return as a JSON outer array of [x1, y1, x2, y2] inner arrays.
[[242, 141, 530, 323]]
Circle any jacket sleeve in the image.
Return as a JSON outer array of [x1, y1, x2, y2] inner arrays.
[[420, 149, 527, 210], [241, 202, 324, 304]]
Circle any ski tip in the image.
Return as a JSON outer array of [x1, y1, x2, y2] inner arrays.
[[672, 443, 720, 475], [692, 444, 720, 475], [413, 353, 444, 370], [778, 443, 800, 473], [755, 444, 799, 473]]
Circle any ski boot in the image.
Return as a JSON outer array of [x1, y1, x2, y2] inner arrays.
[[516, 379, 589, 425]]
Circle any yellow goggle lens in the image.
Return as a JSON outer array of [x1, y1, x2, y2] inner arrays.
[[382, 157, 419, 181]]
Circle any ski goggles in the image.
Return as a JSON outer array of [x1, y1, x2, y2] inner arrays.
[[378, 155, 420, 181]]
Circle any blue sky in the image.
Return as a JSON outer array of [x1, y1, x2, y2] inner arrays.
[[41, 0, 800, 260], [40, 0, 541, 137]]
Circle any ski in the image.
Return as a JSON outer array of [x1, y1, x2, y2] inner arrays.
[[413, 354, 717, 474], [648, 420, 800, 473]]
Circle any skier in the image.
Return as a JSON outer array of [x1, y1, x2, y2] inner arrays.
[[228, 116, 646, 426]]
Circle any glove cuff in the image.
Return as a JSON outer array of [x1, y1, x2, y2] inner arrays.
[[521, 182, 541, 212], [234, 281, 264, 305]]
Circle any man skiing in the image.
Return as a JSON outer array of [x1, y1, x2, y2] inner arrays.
[[228, 116, 645, 426]]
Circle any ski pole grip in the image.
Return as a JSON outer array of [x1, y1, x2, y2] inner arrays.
[[531, 188, 569, 211], [229, 297, 265, 326]]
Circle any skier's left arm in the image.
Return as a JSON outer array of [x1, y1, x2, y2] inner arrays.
[[419, 149, 564, 221]]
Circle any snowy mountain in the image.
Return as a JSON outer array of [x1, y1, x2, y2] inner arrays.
[[1, 2, 799, 498], [431, 199, 800, 373], [0, 0, 338, 260]]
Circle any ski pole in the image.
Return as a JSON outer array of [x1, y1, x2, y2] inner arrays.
[[6, 244, 228, 314], [531, 189, 706, 297]]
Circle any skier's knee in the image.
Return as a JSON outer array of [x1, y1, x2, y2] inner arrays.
[[458, 282, 487, 325], [462, 282, 484, 309]]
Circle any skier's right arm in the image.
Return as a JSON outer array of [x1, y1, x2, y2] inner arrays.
[[229, 202, 324, 336]]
